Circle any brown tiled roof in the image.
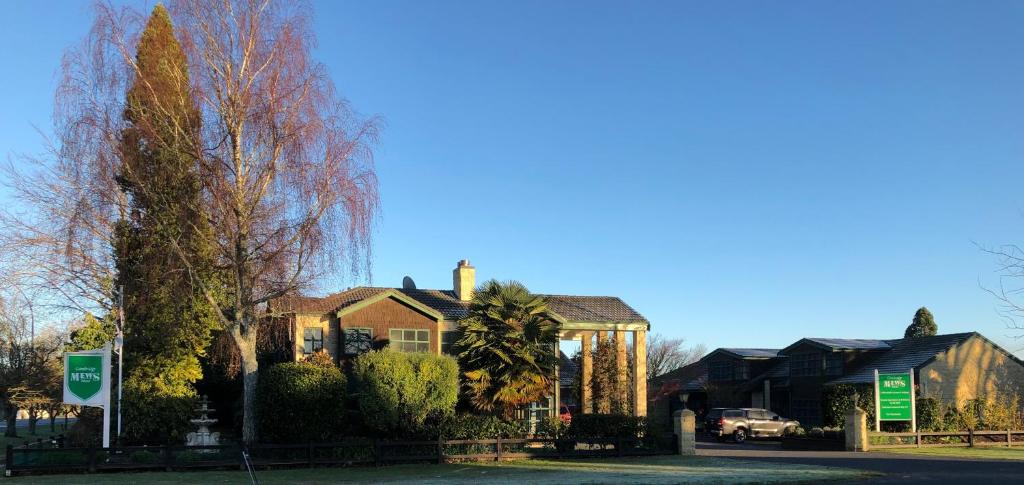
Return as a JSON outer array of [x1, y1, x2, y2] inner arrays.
[[271, 288, 647, 323], [541, 295, 647, 323]]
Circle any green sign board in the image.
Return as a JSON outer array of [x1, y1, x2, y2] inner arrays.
[[66, 354, 103, 402], [877, 372, 913, 421]]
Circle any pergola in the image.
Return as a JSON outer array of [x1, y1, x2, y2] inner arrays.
[[557, 321, 649, 417]]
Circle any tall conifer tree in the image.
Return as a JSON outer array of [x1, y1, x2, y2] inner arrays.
[[114, 4, 218, 444]]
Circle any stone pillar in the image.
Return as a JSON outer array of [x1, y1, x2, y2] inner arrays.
[[673, 409, 696, 455], [633, 330, 647, 416], [615, 330, 628, 413], [844, 407, 869, 452], [580, 331, 593, 414]]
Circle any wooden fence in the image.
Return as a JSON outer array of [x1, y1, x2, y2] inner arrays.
[[868, 430, 1024, 449], [5, 435, 677, 476]]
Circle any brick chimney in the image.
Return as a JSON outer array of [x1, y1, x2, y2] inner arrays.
[[453, 259, 475, 301]]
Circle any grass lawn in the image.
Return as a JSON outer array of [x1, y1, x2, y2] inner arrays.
[[3, 455, 872, 484], [878, 446, 1024, 461]]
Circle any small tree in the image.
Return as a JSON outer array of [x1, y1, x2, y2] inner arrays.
[[904, 307, 938, 338], [455, 280, 558, 419]]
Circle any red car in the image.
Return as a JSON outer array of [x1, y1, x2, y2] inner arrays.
[[559, 405, 572, 424]]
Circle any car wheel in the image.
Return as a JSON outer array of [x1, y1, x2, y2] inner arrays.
[[733, 428, 747, 443]]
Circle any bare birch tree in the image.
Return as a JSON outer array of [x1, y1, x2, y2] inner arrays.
[[5, 0, 378, 443]]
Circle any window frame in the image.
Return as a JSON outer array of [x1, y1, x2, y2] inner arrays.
[[825, 352, 844, 376], [343, 327, 373, 356], [389, 328, 430, 353], [709, 360, 734, 381], [440, 330, 459, 355], [789, 352, 822, 377], [302, 327, 324, 355]]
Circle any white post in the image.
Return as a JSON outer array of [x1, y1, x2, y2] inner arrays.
[[909, 369, 917, 433], [117, 289, 124, 442], [873, 369, 880, 432], [102, 342, 112, 448]]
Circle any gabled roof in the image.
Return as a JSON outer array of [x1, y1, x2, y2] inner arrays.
[[709, 348, 780, 359], [827, 332, 977, 385], [782, 338, 891, 354], [271, 287, 648, 324], [542, 295, 647, 323]]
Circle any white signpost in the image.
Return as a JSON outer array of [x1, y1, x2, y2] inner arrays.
[[63, 342, 112, 448]]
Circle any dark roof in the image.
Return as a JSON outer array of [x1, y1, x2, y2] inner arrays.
[[719, 348, 780, 358], [272, 287, 647, 323], [649, 361, 707, 398], [827, 332, 977, 385], [782, 338, 891, 353]]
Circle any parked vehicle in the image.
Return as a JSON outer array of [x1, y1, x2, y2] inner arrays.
[[559, 405, 572, 424], [704, 408, 799, 443]]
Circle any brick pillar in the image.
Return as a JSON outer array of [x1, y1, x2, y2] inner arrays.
[[633, 330, 647, 417], [580, 331, 593, 414], [615, 330, 628, 413]]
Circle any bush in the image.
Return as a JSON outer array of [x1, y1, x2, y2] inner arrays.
[[535, 416, 568, 439], [352, 350, 458, 436], [428, 413, 526, 440], [257, 361, 348, 443], [916, 397, 942, 431], [566, 414, 648, 440], [121, 384, 195, 445], [65, 407, 103, 448], [822, 384, 875, 428]]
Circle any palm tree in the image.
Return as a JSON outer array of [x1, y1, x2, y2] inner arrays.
[[455, 280, 558, 419]]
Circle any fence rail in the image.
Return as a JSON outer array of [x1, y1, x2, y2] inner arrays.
[[5, 435, 677, 476], [868, 430, 1024, 449]]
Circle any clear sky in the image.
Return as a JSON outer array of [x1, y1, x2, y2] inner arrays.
[[2, 1, 1024, 356]]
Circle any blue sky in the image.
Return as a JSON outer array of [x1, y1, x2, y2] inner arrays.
[[2, 1, 1024, 355]]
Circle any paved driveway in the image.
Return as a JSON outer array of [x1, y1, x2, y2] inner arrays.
[[697, 438, 1024, 484]]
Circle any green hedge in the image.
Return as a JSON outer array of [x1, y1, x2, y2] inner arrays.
[[429, 413, 527, 440], [121, 384, 195, 444], [352, 350, 458, 436], [256, 361, 348, 443], [566, 414, 649, 440]]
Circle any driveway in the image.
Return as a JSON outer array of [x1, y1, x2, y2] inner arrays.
[[697, 437, 1024, 484]]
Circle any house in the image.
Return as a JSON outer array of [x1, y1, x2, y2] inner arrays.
[[271, 260, 652, 417], [652, 332, 1024, 428]]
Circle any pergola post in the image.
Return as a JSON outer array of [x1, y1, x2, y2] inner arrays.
[[596, 332, 609, 413], [615, 330, 628, 413], [633, 329, 647, 416], [580, 331, 593, 414]]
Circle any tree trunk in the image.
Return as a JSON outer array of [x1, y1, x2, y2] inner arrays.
[[232, 324, 259, 444], [28, 408, 37, 435], [49, 413, 56, 432], [4, 404, 18, 437]]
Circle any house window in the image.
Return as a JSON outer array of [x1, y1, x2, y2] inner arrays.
[[825, 353, 843, 376], [734, 361, 750, 381], [709, 361, 733, 381], [789, 353, 821, 377], [441, 331, 459, 355], [389, 329, 430, 353], [303, 327, 324, 355], [343, 328, 373, 355]]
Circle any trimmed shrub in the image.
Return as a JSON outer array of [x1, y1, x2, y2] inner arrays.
[[429, 413, 527, 440], [566, 414, 648, 440], [256, 361, 347, 443], [916, 397, 942, 431], [822, 384, 875, 428], [352, 350, 458, 436]]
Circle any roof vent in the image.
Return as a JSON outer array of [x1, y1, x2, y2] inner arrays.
[[402, 276, 417, 290]]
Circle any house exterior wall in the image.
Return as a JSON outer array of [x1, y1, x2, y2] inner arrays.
[[292, 313, 339, 361], [340, 296, 440, 355], [919, 335, 1024, 405]]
